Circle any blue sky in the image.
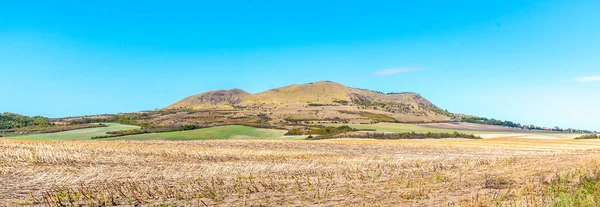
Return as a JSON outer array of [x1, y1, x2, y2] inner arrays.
[[1, 0, 599, 130]]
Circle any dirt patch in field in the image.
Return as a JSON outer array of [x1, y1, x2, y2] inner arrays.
[[479, 133, 559, 139]]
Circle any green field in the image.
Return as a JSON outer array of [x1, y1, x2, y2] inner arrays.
[[106, 125, 305, 141], [7, 122, 580, 141], [8, 124, 304, 141], [10, 123, 140, 140], [326, 123, 580, 139]]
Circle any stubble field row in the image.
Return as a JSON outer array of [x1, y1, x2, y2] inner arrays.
[[2, 138, 600, 206]]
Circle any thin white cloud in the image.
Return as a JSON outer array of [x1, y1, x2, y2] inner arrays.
[[373, 67, 422, 76], [577, 76, 600, 82]]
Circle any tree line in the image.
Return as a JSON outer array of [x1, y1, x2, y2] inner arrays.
[[0, 113, 50, 129], [458, 116, 596, 134], [91, 124, 198, 139]]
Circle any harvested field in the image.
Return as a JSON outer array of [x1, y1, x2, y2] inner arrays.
[[2, 138, 600, 206], [419, 122, 530, 132], [478, 134, 559, 139], [329, 123, 582, 139], [11, 123, 140, 140]]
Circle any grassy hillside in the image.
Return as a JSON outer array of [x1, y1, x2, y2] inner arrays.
[[162, 81, 451, 125], [244, 81, 351, 105], [10, 123, 140, 140], [326, 123, 581, 139], [171, 81, 440, 108], [106, 125, 305, 141]]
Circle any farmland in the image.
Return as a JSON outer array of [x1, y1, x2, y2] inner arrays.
[[10, 125, 304, 141], [9, 122, 582, 141], [11, 123, 140, 140], [106, 125, 306, 141], [326, 123, 582, 139], [2, 138, 600, 206], [2, 121, 596, 206]]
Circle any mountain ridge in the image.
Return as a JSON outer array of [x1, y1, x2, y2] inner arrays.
[[168, 81, 439, 109], [166, 81, 451, 124]]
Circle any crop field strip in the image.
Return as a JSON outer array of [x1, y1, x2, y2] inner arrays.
[[8, 122, 582, 141], [2, 138, 600, 206], [327, 123, 582, 139], [10, 123, 140, 140], [9, 125, 304, 141], [106, 125, 305, 141]]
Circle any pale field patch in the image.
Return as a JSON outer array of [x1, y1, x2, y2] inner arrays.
[[327, 123, 583, 139]]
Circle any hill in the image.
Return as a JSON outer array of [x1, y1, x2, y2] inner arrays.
[[166, 81, 451, 126], [167, 89, 250, 109], [169, 81, 437, 108]]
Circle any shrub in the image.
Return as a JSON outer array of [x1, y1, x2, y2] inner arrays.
[[333, 100, 349, 105], [285, 129, 303, 135], [308, 103, 336, 107], [575, 134, 599, 139], [182, 125, 197, 131]]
